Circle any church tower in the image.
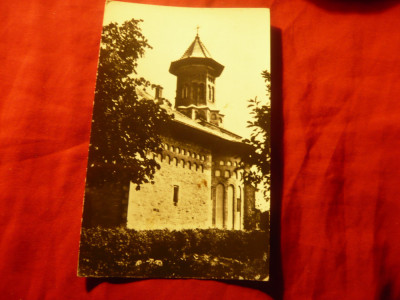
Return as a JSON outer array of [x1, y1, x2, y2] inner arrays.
[[169, 32, 225, 127]]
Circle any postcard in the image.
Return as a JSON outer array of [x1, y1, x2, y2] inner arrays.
[[78, 1, 271, 281]]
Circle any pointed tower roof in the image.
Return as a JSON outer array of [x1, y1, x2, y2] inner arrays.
[[169, 34, 224, 77], [181, 34, 212, 59]]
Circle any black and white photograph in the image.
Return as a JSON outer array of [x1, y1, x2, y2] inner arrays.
[[78, 1, 271, 281]]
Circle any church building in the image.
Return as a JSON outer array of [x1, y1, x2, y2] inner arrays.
[[126, 33, 258, 230]]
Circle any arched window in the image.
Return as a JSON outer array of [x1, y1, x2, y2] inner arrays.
[[219, 161, 224, 166], [173, 157, 178, 166], [215, 184, 224, 228], [180, 159, 185, 168], [215, 170, 221, 177], [199, 84, 205, 101], [175, 147, 180, 154], [164, 144, 169, 150], [211, 87, 215, 102], [170, 145, 174, 152], [224, 170, 231, 178], [194, 163, 198, 171], [227, 185, 234, 229], [187, 161, 191, 170], [208, 85, 211, 100], [166, 155, 170, 164], [201, 165, 204, 173], [235, 186, 243, 230], [197, 85, 201, 101], [193, 83, 198, 101], [237, 186, 242, 212], [226, 161, 232, 166]]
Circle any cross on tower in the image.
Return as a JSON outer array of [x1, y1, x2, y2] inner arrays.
[[196, 25, 200, 36]]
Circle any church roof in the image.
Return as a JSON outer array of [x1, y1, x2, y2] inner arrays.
[[171, 107, 242, 143], [181, 34, 212, 59], [169, 34, 224, 77]]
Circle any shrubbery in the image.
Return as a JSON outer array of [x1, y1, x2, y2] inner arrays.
[[79, 227, 269, 280]]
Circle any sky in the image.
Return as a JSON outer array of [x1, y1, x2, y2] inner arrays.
[[102, 1, 270, 139]]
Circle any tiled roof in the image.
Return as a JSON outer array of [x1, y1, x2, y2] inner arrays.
[[181, 34, 212, 59], [135, 87, 242, 143]]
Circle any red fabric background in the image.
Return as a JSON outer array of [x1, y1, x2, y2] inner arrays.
[[1, 0, 400, 299]]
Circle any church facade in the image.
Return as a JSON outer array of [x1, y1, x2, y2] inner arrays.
[[126, 34, 258, 231]]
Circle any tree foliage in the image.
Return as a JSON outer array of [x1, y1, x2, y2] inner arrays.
[[87, 19, 172, 188], [241, 70, 271, 199]]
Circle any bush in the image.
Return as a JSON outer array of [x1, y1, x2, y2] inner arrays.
[[78, 227, 269, 280]]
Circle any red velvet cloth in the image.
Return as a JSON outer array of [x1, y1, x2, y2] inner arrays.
[[1, 0, 400, 299]]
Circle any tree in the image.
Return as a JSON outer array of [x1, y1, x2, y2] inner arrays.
[[87, 19, 172, 189], [241, 70, 271, 200]]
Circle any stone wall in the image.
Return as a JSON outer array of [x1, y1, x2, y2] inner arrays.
[[127, 137, 212, 230]]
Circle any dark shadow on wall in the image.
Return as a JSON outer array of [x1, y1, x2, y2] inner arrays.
[[306, 0, 399, 13]]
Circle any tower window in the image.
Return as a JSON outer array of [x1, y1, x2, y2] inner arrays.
[[193, 83, 198, 100], [199, 84, 205, 101], [173, 185, 179, 206]]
